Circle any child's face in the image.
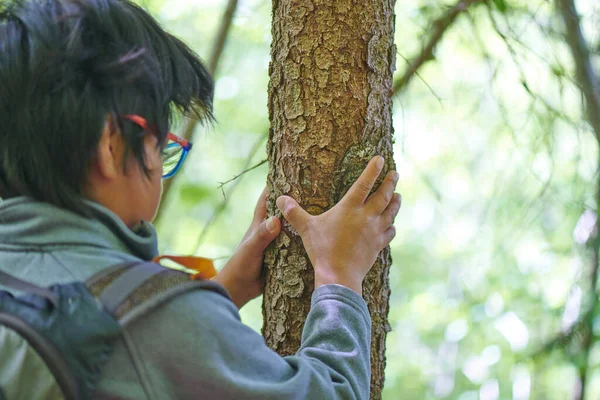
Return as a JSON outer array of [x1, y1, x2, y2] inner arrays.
[[126, 132, 163, 224], [85, 118, 165, 228]]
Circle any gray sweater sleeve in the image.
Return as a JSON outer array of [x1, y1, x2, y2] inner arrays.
[[120, 284, 371, 400]]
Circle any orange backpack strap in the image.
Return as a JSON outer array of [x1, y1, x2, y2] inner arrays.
[[152, 255, 217, 280]]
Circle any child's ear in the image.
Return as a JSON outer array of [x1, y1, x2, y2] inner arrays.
[[94, 115, 126, 180]]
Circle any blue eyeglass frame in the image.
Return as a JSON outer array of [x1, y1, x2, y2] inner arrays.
[[162, 141, 193, 179], [123, 114, 193, 180]]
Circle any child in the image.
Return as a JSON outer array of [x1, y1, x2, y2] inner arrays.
[[0, 0, 401, 398]]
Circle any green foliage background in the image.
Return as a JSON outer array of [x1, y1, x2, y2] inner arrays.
[[140, 0, 600, 398]]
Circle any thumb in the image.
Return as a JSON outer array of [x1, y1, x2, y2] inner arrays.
[[253, 216, 281, 247], [240, 216, 280, 259], [276, 196, 311, 233]]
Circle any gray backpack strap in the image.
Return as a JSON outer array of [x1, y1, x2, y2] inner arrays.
[[87, 261, 231, 323], [0, 270, 58, 307], [118, 279, 229, 326], [96, 262, 165, 314]]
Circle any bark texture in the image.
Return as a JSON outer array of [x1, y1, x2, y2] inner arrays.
[[262, 0, 396, 398]]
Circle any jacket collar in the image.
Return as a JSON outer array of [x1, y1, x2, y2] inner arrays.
[[0, 197, 158, 260]]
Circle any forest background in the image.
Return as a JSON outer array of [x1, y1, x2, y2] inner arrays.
[[137, 0, 600, 398]]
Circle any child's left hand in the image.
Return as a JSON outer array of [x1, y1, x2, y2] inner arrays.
[[213, 187, 281, 309]]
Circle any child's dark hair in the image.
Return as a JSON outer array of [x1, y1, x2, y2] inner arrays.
[[0, 0, 214, 215]]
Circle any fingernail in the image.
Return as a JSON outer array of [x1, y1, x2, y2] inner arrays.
[[377, 157, 384, 169], [392, 171, 399, 182], [276, 197, 287, 211], [266, 216, 277, 232]]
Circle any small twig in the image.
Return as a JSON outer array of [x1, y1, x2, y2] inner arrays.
[[193, 133, 268, 253], [396, 51, 443, 105], [392, 0, 487, 97], [218, 159, 268, 190]]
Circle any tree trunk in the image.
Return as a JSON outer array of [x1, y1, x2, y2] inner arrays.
[[262, 0, 396, 398]]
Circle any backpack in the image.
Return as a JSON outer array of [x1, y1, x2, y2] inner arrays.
[[0, 261, 216, 400]]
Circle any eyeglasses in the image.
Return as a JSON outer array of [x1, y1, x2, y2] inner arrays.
[[123, 115, 193, 179]]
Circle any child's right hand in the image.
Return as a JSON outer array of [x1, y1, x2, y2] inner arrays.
[[276, 156, 401, 295]]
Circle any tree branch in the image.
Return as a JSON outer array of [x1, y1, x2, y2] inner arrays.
[[555, 1, 600, 398], [392, 0, 487, 97], [556, 0, 600, 140], [156, 0, 239, 221], [207, 0, 238, 78], [181, 0, 239, 141]]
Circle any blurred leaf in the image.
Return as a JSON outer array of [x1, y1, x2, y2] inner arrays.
[[493, 0, 508, 13], [179, 184, 213, 206]]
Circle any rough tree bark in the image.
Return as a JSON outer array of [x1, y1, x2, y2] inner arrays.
[[262, 0, 396, 398]]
